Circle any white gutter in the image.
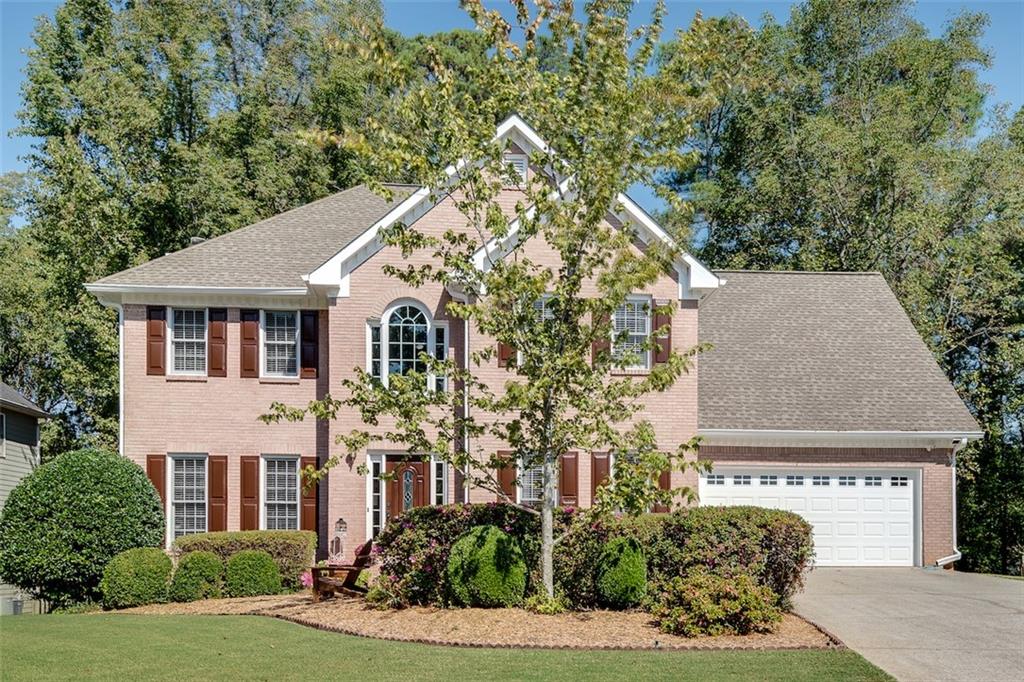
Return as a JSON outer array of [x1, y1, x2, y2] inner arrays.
[[935, 438, 969, 567], [86, 283, 309, 297]]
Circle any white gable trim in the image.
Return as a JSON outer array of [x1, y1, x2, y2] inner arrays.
[[304, 114, 719, 299]]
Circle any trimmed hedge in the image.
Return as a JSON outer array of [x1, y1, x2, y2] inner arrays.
[[0, 448, 165, 607], [173, 531, 315, 589], [650, 570, 783, 637], [374, 504, 540, 607], [100, 548, 172, 609], [169, 551, 223, 602], [596, 537, 647, 608], [446, 525, 527, 607], [658, 506, 814, 606], [225, 550, 282, 597]]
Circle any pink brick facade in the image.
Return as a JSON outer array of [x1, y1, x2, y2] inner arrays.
[[117, 188, 960, 566]]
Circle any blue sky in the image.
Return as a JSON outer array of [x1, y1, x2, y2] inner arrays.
[[2, 0, 1022, 212]]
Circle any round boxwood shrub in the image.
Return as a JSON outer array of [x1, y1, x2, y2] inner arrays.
[[446, 525, 526, 608], [596, 536, 647, 608], [169, 551, 223, 602], [225, 550, 282, 597], [100, 548, 172, 609], [0, 448, 164, 606]]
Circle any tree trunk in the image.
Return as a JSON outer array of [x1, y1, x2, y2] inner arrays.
[[541, 452, 557, 597]]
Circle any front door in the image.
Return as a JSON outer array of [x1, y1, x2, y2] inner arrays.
[[386, 458, 429, 519]]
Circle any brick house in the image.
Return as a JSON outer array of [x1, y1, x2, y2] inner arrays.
[[86, 116, 980, 567]]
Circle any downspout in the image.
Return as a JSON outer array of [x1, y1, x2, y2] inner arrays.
[[462, 312, 471, 504], [117, 303, 125, 458], [935, 438, 967, 567]]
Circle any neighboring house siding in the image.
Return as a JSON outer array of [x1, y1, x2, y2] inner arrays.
[[1, 409, 43, 615], [699, 445, 955, 565]]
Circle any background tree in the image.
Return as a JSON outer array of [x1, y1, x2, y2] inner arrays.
[[660, 0, 1023, 573], [265, 0, 718, 596], [0, 0, 489, 456]]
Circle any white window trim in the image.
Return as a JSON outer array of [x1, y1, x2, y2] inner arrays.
[[260, 309, 301, 378], [166, 453, 208, 547], [367, 301, 446, 391], [516, 456, 544, 505], [260, 454, 301, 531], [166, 307, 208, 376], [612, 294, 653, 370]]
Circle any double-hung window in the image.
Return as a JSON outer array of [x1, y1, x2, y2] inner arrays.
[[519, 458, 544, 504], [170, 308, 207, 374], [263, 311, 299, 377], [612, 297, 651, 370], [171, 455, 206, 539], [264, 456, 299, 530]]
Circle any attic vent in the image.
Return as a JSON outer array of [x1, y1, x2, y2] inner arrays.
[[190, 236, 207, 246], [504, 153, 528, 184]]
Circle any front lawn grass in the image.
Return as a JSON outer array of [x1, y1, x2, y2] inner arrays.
[[0, 614, 893, 681]]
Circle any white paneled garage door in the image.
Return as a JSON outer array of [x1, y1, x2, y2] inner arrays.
[[699, 468, 918, 566]]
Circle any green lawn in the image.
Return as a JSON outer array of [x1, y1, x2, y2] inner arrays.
[[0, 614, 892, 681]]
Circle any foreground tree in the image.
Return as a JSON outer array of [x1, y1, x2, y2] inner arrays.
[[265, 0, 723, 595], [660, 0, 1023, 573]]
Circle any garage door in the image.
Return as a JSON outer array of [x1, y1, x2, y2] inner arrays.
[[698, 468, 916, 566]]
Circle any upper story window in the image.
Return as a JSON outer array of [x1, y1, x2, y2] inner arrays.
[[170, 308, 206, 374], [368, 302, 447, 390], [612, 297, 651, 370], [262, 310, 299, 377]]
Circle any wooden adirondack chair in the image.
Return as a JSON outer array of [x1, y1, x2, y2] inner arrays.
[[311, 539, 373, 603]]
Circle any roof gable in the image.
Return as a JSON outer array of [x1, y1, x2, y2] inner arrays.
[[308, 114, 719, 299]]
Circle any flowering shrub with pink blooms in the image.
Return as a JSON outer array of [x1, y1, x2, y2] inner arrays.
[[369, 503, 540, 607], [299, 570, 313, 589]]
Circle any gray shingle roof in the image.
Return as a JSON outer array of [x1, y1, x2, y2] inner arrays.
[[92, 184, 415, 289], [1, 381, 48, 419], [698, 270, 979, 433]]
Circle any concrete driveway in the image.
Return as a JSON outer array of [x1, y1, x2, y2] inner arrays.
[[794, 568, 1024, 682]]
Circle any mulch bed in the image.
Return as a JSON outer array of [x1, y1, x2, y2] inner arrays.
[[124, 594, 840, 651]]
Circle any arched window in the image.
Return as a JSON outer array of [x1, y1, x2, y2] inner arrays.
[[387, 305, 429, 377], [368, 301, 448, 390]]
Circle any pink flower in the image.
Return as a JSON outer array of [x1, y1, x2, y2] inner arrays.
[[300, 570, 313, 588]]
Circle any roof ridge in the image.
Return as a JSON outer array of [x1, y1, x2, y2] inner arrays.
[[716, 266, 884, 274], [92, 184, 375, 284]]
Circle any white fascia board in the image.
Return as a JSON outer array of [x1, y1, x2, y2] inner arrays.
[[306, 186, 432, 290], [85, 283, 310, 296], [307, 115, 554, 293], [698, 428, 985, 448]]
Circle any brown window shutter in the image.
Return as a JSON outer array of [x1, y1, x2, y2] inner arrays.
[[653, 469, 672, 513], [300, 456, 317, 532], [559, 451, 578, 507], [240, 310, 259, 378], [146, 307, 166, 375], [300, 311, 318, 379], [496, 450, 517, 501], [208, 455, 228, 531], [208, 309, 227, 377], [146, 454, 166, 506], [240, 455, 260, 530], [497, 342, 515, 368], [653, 299, 672, 364], [591, 451, 610, 503], [591, 312, 610, 363]]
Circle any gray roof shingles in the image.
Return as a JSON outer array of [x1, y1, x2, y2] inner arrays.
[[92, 184, 415, 289], [1, 381, 48, 418], [698, 270, 979, 433]]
